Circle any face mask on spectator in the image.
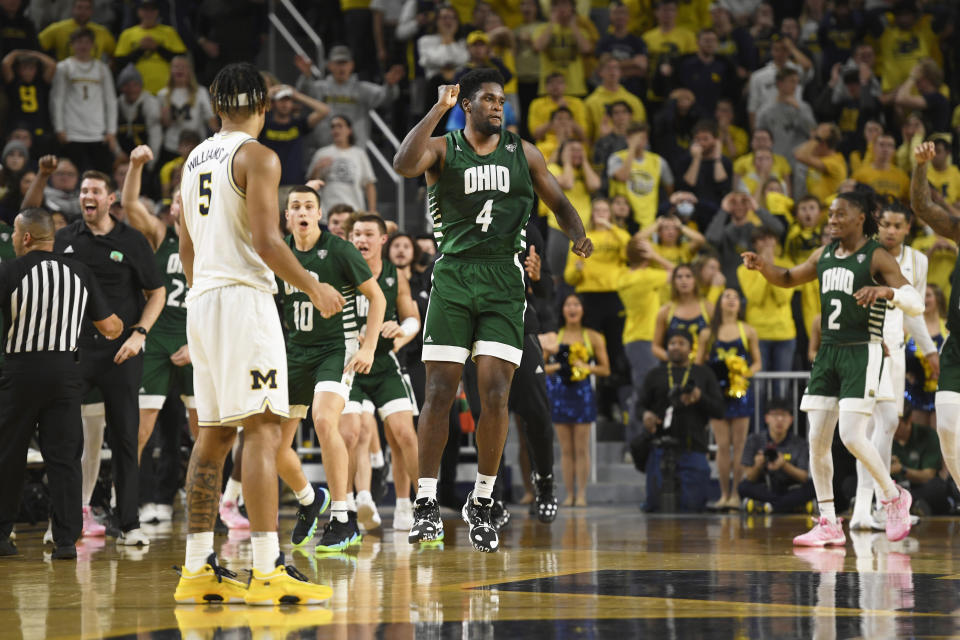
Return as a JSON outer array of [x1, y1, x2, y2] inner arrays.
[[676, 202, 695, 217]]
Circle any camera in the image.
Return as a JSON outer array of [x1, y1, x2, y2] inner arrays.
[[764, 446, 779, 463]]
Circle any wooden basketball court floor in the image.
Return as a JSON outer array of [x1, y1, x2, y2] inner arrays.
[[4, 507, 960, 639]]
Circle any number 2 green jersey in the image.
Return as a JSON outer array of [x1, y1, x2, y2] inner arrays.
[[355, 261, 398, 357], [277, 232, 372, 347], [152, 226, 187, 337], [818, 238, 885, 345], [428, 129, 535, 259]]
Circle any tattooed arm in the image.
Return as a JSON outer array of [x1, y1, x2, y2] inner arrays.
[[911, 142, 960, 244]]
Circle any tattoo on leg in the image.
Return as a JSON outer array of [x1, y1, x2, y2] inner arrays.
[[185, 456, 223, 533]]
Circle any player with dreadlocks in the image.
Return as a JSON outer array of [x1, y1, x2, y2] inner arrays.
[[173, 62, 343, 604], [741, 189, 922, 547]]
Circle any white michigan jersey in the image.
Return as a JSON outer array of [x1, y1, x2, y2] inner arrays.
[[180, 131, 277, 300], [883, 244, 935, 354]]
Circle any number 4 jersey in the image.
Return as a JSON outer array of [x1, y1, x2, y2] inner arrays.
[[818, 238, 885, 345], [277, 232, 372, 348], [428, 129, 535, 259]]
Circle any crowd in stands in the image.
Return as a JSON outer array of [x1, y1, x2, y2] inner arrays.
[[2, 0, 960, 515]]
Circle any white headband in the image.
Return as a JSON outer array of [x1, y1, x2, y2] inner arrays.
[[235, 93, 250, 106]]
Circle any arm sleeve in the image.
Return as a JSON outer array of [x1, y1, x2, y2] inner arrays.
[[904, 251, 937, 354], [704, 207, 729, 246], [891, 284, 924, 317], [755, 207, 786, 238]]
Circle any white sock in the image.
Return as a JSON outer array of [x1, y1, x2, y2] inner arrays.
[[294, 483, 315, 506], [807, 409, 839, 521], [370, 451, 384, 468], [474, 473, 496, 501], [346, 492, 357, 512], [416, 477, 437, 502], [222, 478, 242, 505], [330, 501, 348, 523], [80, 414, 106, 505], [396, 497, 411, 510], [184, 532, 214, 572], [250, 531, 279, 575], [357, 490, 372, 503], [818, 500, 836, 523], [937, 398, 960, 485], [838, 410, 898, 501], [870, 402, 898, 507]]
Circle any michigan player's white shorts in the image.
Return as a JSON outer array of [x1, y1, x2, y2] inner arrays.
[[877, 346, 906, 416], [187, 285, 289, 427]]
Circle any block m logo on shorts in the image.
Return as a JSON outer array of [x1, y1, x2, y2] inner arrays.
[[250, 369, 278, 390]]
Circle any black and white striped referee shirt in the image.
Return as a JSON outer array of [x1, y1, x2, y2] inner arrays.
[[0, 251, 112, 355]]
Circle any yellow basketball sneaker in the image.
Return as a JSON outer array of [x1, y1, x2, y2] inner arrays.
[[174, 553, 248, 604], [244, 553, 334, 605]]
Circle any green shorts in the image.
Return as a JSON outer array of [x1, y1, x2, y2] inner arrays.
[[345, 351, 417, 420], [936, 334, 960, 405], [801, 342, 883, 414], [422, 255, 525, 367], [287, 340, 356, 418], [140, 332, 195, 409]]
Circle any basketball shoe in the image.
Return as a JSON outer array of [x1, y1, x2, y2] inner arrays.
[[315, 517, 360, 553], [244, 553, 334, 605], [533, 473, 558, 523], [174, 553, 248, 604], [408, 497, 443, 544], [292, 486, 330, 546], [462, 491, 499, 552], [793, 517, 846, 547]]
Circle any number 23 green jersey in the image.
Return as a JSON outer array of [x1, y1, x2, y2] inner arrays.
[[428, 129, 535, 259]]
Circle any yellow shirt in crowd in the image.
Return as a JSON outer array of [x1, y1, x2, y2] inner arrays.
[[876, 17, 941, 92], [618, 267, 668, 343], [641, 26, 697, 99], [607, 149, 664, 229], [851, 164, 910, 202], [913, 233, 958, 300], [38, 19, 116, 60], [527, 95, 589, 145], [534, 20, 595, 96], [733, 152, 792, 183], [540, 163, 592, 231], [927, 164, 960, 204], [737, 257, 797, 341], [564, 226, 631, 292], [115, 24, 187, 94], [722, 124, 749, 160], [805, 152, 848, 207], [583, 85, 646, 141]]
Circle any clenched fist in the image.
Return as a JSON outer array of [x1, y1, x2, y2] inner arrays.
[[437, 84, 460, 109]]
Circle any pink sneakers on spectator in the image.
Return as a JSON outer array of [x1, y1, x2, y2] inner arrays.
[[81, 506, 105, 537], [793, 517, 845, 547], [219, 500, 250, 530], [883, 486, 912, 542]]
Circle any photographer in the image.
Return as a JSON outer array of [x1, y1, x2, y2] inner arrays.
[[738, 397, 814, 514], [636, 329, 723, 512]]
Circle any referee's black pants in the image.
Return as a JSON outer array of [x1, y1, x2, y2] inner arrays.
[[0, 353, 84, 546], [508, 333, 554, 477], [80, 344, 143, 532]]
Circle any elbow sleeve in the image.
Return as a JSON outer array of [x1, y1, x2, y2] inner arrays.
[[891, 285, 924, 317]]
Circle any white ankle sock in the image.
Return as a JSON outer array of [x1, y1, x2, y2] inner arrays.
[[346, 492, 357, 512], [250, 531, 279, 574], [184, 532, 214, 572], [819, 501, 836, 523], [294, 483, 315, 506], [396, 497, 411, 510], [474, 473, 496, 501], [416, 477, 437, 502], [357, 490, 372, 503], [330, 501, 348, 523], [222, 478, 242, 505], [370, 451, 384, 468]]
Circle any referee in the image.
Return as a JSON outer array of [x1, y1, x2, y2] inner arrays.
[[0, 209, 121, 559], [54, 166, 165, 545]]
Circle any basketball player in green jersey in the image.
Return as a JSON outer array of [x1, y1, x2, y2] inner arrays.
[[741, 190, 921, 547], [393, 68, 592, 552], [277, 186, 386, 552], [344, 214, 421, 532], [911, 141, 960, 511]]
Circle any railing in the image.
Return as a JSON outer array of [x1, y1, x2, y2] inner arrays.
[[751, 371, 811, 434], [266, 0, 406, 228]]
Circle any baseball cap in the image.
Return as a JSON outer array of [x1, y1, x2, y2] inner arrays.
[[467, 30, 490, 45], [328, 45, 353, 62]]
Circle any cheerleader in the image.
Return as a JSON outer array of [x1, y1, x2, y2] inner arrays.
[[545, 294, 611, 507], [697, 288, 762, 510], [652, 264, 713, 362]]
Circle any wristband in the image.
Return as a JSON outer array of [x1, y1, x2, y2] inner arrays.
[[400, 316, 420, 338]]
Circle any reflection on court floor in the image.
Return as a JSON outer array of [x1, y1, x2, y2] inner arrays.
[[3, 508, 960, 639]]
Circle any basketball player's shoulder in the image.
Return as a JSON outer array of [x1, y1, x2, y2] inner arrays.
[[231, 139, 281, 190]]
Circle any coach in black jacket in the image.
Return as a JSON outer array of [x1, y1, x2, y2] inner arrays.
[[0, 209, 121, 559]]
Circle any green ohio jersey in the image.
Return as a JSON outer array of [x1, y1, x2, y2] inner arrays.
[[277, 232, 372, 346], [355, 260, 397, 357], [428, 129, 534, 259], [947, 257, 960, 336], [0, 222, 14, 263], [152, 226, 188, 336], [818, 238, 885, 345]]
